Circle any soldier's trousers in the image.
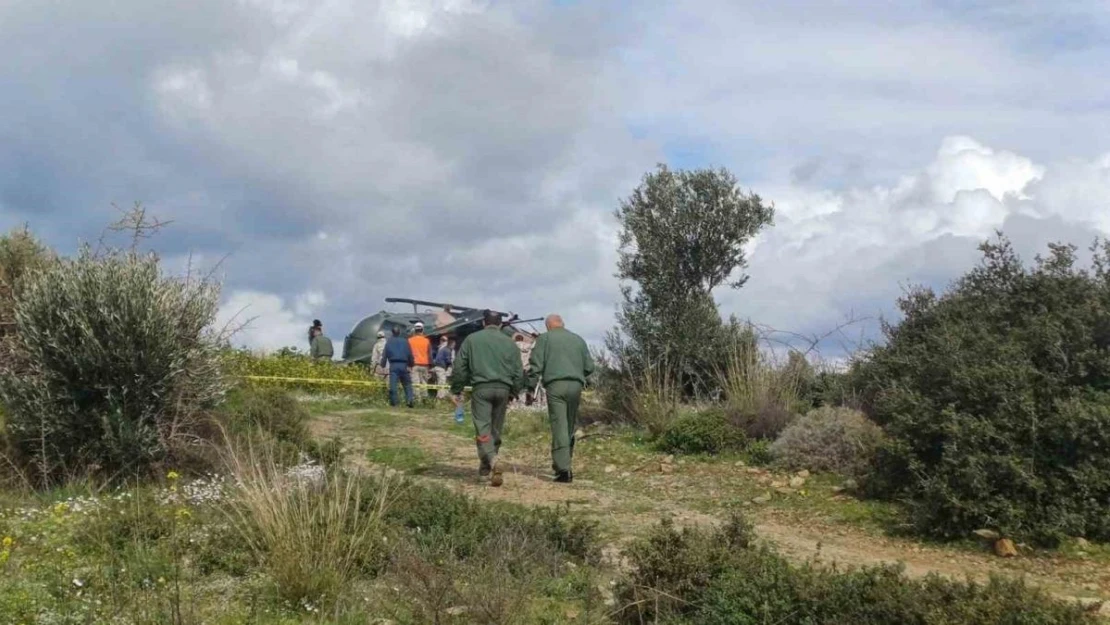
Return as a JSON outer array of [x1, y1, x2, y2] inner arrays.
[[546, 380, 583, 474], [471, 382, 511, 469]]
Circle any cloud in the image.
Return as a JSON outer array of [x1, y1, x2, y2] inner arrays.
[[2, 1, 1110, 358], [719, 136, 1110, 355], [216, 289, 326, 354]]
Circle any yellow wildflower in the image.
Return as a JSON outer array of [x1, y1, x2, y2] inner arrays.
[[2, 536, 12, 548], [175, 508, 191, 520], [166, 470, 180, 481]]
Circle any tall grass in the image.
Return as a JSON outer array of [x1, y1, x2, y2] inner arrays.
[[716, 335, 806, 439], [621, 359, 681, 439], [220, 439, 398, 605]]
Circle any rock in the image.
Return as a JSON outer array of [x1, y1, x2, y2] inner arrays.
[[752, 493, 772, 504], [775, 487, 795, 495], [994, 538, 1018, 558], [842, 479, 859, 491], [574, 429, 585, 439], [745, 467, 763, 474], [796, 470, 810, 478], [604, 465, 616, 474], [446, 606, 469, 616], [735, 460, 747, 467], [677, 458, 686, 465], [831, 486, 845, 494], [789, 476, 806, 488], [973, 529, 1001, 541], [1076, 537, 1091, 548], [620, 472, 631, 479], [662, 454, 674, 464], [660, 463, 675, 474], [771, 480, 786, 488], [565, 608, 581, 620]]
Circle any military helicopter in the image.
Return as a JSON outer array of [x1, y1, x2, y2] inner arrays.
[[339, 297, 542, 366]]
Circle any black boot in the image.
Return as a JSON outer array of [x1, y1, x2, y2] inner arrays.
[[554, 470, 573, 483]]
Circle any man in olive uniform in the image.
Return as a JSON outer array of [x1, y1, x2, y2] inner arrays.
[[309, 325, 334, 360], [450, 310, 524, 487], [527, 314, 594, 483]]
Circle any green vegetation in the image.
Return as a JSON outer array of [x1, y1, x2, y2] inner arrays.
[[858, 237, 1110, 545], [657, 409, 747, 455], [770, 406, 886, 478], [617, 516, 1095, 625]]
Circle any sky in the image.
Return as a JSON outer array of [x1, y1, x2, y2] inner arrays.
[[2, 0, 1110, 360]]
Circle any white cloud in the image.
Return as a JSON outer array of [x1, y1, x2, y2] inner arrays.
[[718, 136, 1110, 354], [217, 290, 327, 353]]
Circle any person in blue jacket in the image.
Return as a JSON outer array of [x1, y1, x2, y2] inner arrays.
[[379, 325, 415, 407]]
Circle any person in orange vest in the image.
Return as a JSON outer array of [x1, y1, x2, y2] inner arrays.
[[408, 322, 434, 400]]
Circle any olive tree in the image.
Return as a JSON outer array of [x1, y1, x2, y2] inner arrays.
[[607, 164, 774, 394]]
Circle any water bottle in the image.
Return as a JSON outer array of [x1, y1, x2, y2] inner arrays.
[[454, 404, 465, 424]]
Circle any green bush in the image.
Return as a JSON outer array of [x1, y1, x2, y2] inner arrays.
[[379, 479, 599, 563], [616, 515, 1095, 625], [0, 243, 225, 486], [857, 237, 1110, 544], [657, 409, 747, 455], [744, 438, 773, 466], [770, 406, 886, 478]]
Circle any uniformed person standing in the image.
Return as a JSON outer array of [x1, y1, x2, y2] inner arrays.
[[527, 314, 594, 483], [370, 330, 388, 378], [450, 310, 524, 487], [309, 325, 334, 360]]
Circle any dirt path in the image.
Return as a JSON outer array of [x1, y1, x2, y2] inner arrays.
[[312, 407, 1110, 609]]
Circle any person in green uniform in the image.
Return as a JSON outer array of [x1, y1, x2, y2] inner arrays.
[[527, 314, 594, 483], [309, 325, 334, 360], [450, 310, 524, 487]]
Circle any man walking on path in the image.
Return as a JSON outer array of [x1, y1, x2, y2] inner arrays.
[[380, 326, 415, 407], [408, 322, 434, 400], [527, 314, 594, 483], [450, 310, 524, 487]]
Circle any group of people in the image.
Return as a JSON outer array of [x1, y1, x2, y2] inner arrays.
[[309, 312, 594, 485], [370, 321, 455, 406], [448, 311, 593, 486]]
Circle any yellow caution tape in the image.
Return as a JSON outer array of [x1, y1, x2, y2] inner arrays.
[[240, 375, 594, 396]]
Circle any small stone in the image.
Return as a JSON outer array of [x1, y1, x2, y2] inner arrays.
[[620, 472, 631, 479], [775, 487, 795, 495], [446, 606, 469, 616], [677, 458, 686, 465], [565, 608, 581, 620], [745, 467, 763, 474], [831, 486, 845, 494], [796, 470, 810, 478], [973, 529, 1001, 541], [771, 480, 787, 488], [994, 538, 1018, 558], [660, 463, 674, 474], [1075, 537, 1091, 548], [789, 476, 806, 488], [574, 429, 585, 439], [734, 460, 747, 467], [843, 479, 859, 491], [752, 493, 772, 504], [604, 465, 616, 474]]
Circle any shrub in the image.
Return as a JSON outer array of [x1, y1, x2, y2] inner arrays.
[[381, 480, 599, 563], [857, 237, 1110, 544], [616, 515, 1095, 625], [657, 409, 747, 455], [222, 446, 396, 605], [770, 406, 886, 478], [0, 242, 225, 486], [718, 332, 804, 440], [745, 438, 773, 466], [616, 361, 681, 439]]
